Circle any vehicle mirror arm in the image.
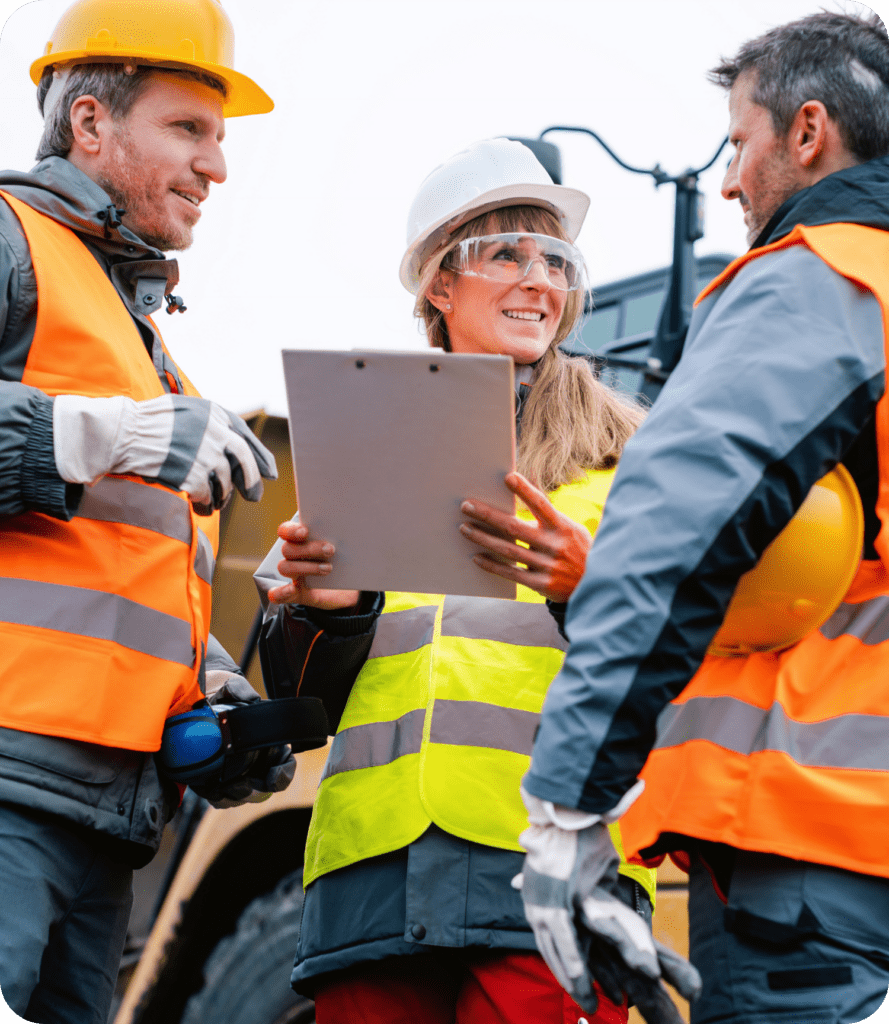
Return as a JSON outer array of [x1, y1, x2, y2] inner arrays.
[[538, 127, 729, 403]]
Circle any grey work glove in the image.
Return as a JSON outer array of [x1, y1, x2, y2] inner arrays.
[[53, 393, 277, 513], [189, 675, 296, 809], [515, 784, 701, 1023], [190, 742, 296, 810]]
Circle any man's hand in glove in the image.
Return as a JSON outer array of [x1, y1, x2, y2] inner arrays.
[[190, 742, 295, 810], [190, 674, 296, 809], [53, 393, 277, 512], [515, 784, 701, 1024]]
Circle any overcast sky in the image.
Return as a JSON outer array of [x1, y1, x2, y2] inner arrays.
[[0, 0, 885, 415]]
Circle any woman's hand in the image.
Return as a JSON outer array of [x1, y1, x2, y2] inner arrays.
[[459, 472, 593, 603], [267, 521, 361, 611]]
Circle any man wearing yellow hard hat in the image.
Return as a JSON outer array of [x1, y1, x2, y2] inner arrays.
[[0, 2, 283, 1019], [515, 10, 889, 1024]]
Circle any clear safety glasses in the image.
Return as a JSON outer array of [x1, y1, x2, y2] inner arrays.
[[446, 233, 586, 292]]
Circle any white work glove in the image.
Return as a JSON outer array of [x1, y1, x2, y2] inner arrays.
[[515, 783, 701, 1023], [190, 675, 296, 809], [53, 394, 277, 513]]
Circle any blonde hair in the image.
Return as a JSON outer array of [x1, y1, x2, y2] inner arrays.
[[414, 205, 644, 492]]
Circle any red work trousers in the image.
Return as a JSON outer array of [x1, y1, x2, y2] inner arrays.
[[313, 949, 628, 1024]]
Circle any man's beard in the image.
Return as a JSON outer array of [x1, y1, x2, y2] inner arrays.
[[743, 153, 801, 247], [97, 129, 197, 252]]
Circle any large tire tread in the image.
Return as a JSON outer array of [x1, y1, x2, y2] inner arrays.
[[180, 869, 313, 1024]]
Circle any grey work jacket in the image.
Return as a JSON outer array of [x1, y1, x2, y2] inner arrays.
[[526, 156, 889, 817], [0, 157, 238, 866]]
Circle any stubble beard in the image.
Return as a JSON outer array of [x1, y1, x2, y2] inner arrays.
[[97, 127, 196, 252], [744, 149, 802, 247]]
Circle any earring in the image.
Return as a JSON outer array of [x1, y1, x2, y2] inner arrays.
[[445, 304, 452, 311]]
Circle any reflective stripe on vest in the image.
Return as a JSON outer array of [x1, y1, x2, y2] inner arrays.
[[305, 470, 658, 902], [321, 708, 425, 780], [78, 477, 191, 541], [78, 477, 216, 584], [194, 528, 216, 585], [440, 595, 567, 649], [655, 695, 889, 771], [321, 701, 541, 783], [366, 604, 437, 659], [621, 224, 889, 878], [0, 577, 194, 666], [0, 192, 218, 751], [821, 596, 889, 645]]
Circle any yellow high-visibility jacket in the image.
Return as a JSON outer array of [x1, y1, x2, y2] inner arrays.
[[304, 467, 657, 903]]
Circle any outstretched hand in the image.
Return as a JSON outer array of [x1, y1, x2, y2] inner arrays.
[[267, 521, 360, 611], [460, 472, 593, 602]]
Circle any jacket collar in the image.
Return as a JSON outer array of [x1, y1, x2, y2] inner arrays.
[[514, 362, 536, 436], [0, 156, 180, 295], [751, 154, 889, 250]]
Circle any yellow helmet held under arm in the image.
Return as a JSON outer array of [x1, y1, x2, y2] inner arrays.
[[709, 463, 864, 656]]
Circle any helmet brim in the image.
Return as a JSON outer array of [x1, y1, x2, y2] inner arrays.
[[399, 181, 590, 294], [30, 52, 273, 118]]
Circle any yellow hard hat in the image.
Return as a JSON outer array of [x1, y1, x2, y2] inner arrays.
[[709, 463, 864, 656], [30, 0, 273, 118]]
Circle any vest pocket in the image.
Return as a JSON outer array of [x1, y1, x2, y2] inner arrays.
[[728, 1014, 838, 1024], [767, 965, 853, 990]]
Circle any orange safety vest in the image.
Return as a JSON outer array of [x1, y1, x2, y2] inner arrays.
[[621, 222, 889, 879], [0, 191, 218, 752]]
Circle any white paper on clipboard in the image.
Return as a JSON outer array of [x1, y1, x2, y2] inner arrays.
[[282, 349, 517, 599]]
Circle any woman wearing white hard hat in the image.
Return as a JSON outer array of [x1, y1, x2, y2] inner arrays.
[[259, 138, 654, 1024]]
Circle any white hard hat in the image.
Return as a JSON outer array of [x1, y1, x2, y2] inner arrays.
[[400, 138, 590, 294]]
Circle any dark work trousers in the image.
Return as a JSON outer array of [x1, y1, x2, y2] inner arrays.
[[688, 850, 889, 1024], [0, 804, 133, 1024]]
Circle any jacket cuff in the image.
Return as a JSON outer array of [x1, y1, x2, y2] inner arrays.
[[289, 592, 383, 636], [20, 393, 82, 520]]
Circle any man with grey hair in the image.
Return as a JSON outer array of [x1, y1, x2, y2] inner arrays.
[[514, 10, 889, 1023], [0, 2, 289, 1021]]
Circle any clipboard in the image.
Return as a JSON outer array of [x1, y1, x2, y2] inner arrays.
[[282, 349, 517, 599]]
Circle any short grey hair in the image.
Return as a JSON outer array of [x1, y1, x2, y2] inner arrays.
[[36, 63, 228, 161], [709, 11, 889, 162]]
